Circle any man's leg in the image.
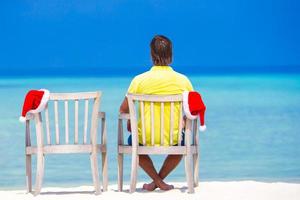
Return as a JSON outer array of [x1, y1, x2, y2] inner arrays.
[[139, 155, 174, 190], [143, 155, 183, 191]]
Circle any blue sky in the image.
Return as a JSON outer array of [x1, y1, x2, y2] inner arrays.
[[0, 0, 299, 76]]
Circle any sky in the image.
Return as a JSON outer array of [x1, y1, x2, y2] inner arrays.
[[0, 0, 299, 76]]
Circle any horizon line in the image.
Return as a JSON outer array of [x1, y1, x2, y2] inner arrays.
[[1, 65, 300, 78]]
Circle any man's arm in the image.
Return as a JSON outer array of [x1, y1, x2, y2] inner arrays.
[[119, 97, 129, 113], [120, 76, 138, 131], [119, 97, 131, 132]]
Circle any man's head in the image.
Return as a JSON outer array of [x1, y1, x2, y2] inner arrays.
[[150, 35, 172, 66]]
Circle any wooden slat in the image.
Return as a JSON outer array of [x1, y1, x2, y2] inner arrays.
[[137, 146, 192, 155], [101, 113, 108, 191], [84, 99, 89, 144], [44, 105, 51, 145], [184, 118, 194, 193], [160, 102, 164, 146], [178, 102, 183, 146], [118, 118, 124, 145], [33, 113, 45, 196], [193, 119, 199, 146], [89, 93, 101, 194], [90, 93, 101, 194], [150, 102, 154, 146], [90, 93, 101, 146], [118, 113, 130, 120], [127, 93, 182, 102], [50, 92, 99, 100], [74, 100, 79, 144], [25, 120, 31, 146], [185, 119, 192, 146], [169, 102, 174, 145], [140, 101, 146, 145], [127, 95, 138, 148], [118, 146, 198, 155], [193, 118, 199, 186], [117, 116, 124, 191], [101, 114, 106, 145], [54, 100, 59, 144], [64, 101, 69, 144], [26, 144, 106, 154], [25, 119, 32, 193]]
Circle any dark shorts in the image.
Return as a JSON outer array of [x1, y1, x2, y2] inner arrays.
[[127, 131, 185, 146]]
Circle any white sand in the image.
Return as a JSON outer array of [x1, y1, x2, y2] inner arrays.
[[1, 181, 300, 200]]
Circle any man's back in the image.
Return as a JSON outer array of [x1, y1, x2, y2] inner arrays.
[[128, 65, 193, 146], [119, 35, 194, 191]]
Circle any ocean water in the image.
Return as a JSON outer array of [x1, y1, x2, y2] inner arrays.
[[0, 74, 300, 189]]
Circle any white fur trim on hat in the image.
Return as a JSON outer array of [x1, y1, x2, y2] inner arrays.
[[19, 116, 26, 123], [199, 125, 206, 132], [182, 91, 197, 120], [28, 89, 50, 114]]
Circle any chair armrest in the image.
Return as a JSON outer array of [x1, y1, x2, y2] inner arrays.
[[118, 113, 130, 120]]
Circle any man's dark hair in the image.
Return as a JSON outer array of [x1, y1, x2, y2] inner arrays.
[[150, 35, 172, 66]]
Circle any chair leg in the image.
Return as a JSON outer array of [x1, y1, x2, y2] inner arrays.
[[193, 153, 199, 187], [90, 152, 101, 195], [185, 154, 194, 193], [34, 153, 44, 196], [117, 153, 123, 191], [26, 155, 32, 193], [102, 151, 108, 192], [129, 154, 138, 193]]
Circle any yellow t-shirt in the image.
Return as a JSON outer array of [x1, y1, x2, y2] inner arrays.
[[127, 66, 193, 146]]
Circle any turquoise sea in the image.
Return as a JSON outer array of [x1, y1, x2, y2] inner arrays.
[[0, 74, 300, 189]]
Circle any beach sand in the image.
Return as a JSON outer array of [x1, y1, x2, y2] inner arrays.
[[1, 181, 299, 200]]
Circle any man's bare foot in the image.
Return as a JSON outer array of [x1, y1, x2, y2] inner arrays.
[[155, 180, 174, 191], [142, 182, 156, 191]]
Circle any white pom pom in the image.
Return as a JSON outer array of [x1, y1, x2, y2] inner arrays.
[[199, 125, 206, 132], [19, 116, 26, 123]]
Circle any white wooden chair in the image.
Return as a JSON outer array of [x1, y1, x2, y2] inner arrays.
[[117, 94, 199, 193], [24, 91, 108, 195]]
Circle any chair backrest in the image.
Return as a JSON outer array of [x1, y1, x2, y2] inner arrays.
[[127, 93, 188, 147], [31, 91, 101, 146]]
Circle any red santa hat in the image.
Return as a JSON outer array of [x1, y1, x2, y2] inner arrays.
[[19, 89, 50, 123], [183, 91, 206, 131]]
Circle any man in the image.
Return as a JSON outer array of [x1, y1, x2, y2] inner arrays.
[[119, 35, 193, 191]]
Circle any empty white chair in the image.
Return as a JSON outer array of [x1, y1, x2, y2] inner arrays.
[[24, 91, 108, 195]]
